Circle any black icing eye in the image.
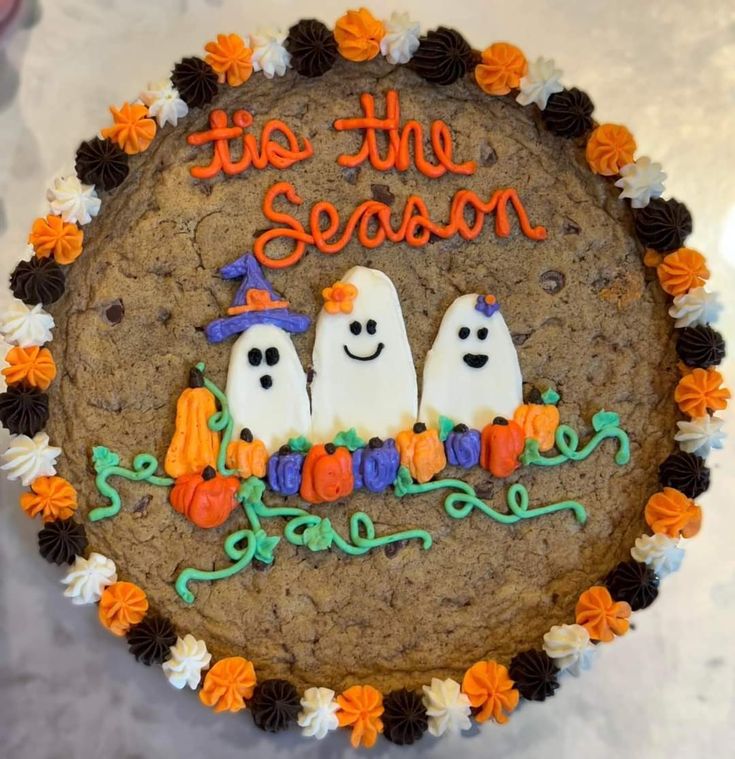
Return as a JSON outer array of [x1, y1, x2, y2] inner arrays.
[[265, 347, 280, 366], [366, 319, 377, 335], [477, 327, 488, 340], [458, 327, 470, 340], [248, 348, 262, 366], [349, 321, 362, 335]]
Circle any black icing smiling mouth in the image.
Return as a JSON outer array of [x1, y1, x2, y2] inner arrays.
[[344, 342, 385, 362], [463, 353, 488, 368]]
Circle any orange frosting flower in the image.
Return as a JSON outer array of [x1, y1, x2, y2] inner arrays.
[[2, 346, 57, 390], [462, 660, 519, 724], [334, 8, 385, 62], [322, 281, 358, 314], [575, 585, 631, 642], [28, 214, 84, 265], [199, 656, 257, 713], [657, 248, 710, 296], [204, 33, 253, 86], [336, 685, 384, 749], [20, 475, 77, 522], [101, 102, 157, 155], [475, 43, 528, 96], [642, 249, 663, 268], [98, 581, 148, 636], [675, 367, 729, 418], [585, 124, 636, 176], [645, 487, 702, 539]]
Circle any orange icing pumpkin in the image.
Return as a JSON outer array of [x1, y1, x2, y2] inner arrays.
[[225, 429, 268, 479], [645, 487, 702, 539], [169, 467, 240, 529], [396, 423, 447, 484], [101, 102, 157, 155], [2, 345, 56, 390], [480, 418, 525, 478], [462, 659, 519, 724], [657, 248, 710, 296], [20, 475, 77, 522], [585, 124, 636, 176], [28, 214, 84, 265], [475, 42, 528, 96], [300, 444, 354, 504], [512, 402, 559, 452], [336, 684, 384, 749], [334, 8, 385, 62], [575, 585, 631, 642], [204, 33, 253, 86], [199, 656, 257, 713], [674, 367, 729, 418], [98, 581, 148, 636]]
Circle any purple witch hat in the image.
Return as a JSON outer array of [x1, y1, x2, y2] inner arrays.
[[205, 254, 311, 343]]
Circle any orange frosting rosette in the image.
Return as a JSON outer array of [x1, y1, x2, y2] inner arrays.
[[101, 102, 157, 155], [475, 43, 528, 96], [20, 475, 77, 522], [675, 367, 729, 417], [199, 656, 257, 713], [2, 346, 57, 390], [462, 660, 519, 724], [334, 8, 385, 62], [575, 585, 631, 642], [98, 581, 148, 636], [585, 124, 636, 176], [336, 684, 384, 749], [28, 214, 84, 265], [322, 281, 358, 314], [645, 487, 702, 539], [657, 248, 710, 296], [204, 33, 253, 86]]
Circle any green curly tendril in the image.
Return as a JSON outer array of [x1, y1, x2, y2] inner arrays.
[[195, 361, 236, 476]]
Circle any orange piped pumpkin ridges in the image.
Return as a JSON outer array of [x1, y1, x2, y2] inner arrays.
[[225, 437, 268, 479], [657, 248, 710, 296], [2, 345, 57, 390], [299, 444, 354, 504], [575, 585, 631, 642], [334, 8, 385, 62], [204, 33, 253, 86], [585, 124, 636, 176], [164, 384, 220, 478], [461, 660, 519, 724], [98, 581, 148, 636], [513, 403, 559, 452], [199, 656, 257, 713], [674, 367, 730, 418], [19, 475, 77, 522], [28, 214, 84, 265], [475, 43, 528, 96], [336, 685, 384, 749], [395, 426, 447, 484], [645, 487, 702, 539], [101, 102, 157, 155]]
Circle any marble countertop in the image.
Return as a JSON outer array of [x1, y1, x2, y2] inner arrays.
[[1, 1, 733, 757]]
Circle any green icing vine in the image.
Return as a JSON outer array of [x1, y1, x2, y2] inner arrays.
[[195, 361, 236, 476]]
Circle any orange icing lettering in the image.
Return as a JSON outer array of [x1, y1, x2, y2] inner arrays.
[[253, 181, 547, 269], [187, 109, 313, 179], [334, 90, 476, 179]]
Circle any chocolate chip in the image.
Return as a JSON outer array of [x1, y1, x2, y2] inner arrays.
[[342, 166, 361, 185], [253, 559, 273, 572], [513, 332, 531, 346], [562, 217, 581, 235], [384, 540, 407, 558], [133, 494, 152, 515], [370, 184, 395, 205], [480, 142, 498, 166], [306, 366, 315, 384], [157, 308, 171, 324], [539, 270, 566, 294], [103, 299, 125, 325]]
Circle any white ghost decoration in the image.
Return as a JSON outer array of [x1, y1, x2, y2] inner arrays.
[[419, 294, 522, 429], [226, 323, 311, 452], [310, 267, 418, 442]]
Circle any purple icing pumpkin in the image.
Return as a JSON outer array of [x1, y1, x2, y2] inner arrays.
[[267, 446, 304, 496], [352, 437, 400, 493], [445, 424, 481, 468]]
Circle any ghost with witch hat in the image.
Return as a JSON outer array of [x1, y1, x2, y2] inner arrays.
[[206, 254, 311, 453], [419, 294, 522, 429], [310, 266, 418, 442]]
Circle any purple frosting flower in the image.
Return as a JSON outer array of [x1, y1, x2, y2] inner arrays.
[[475, 294, 500, 318]]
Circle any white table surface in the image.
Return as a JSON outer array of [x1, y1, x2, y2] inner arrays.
[[0, 1, 733, 757]]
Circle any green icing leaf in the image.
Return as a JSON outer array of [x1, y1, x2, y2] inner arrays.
[[288, 436, 312, 453], [238, 476, 266, 506], [592, 409, 620, 432], [541, 387, 560, 405], [92, 446, 120, 473], [437, 415, 455, 442], [332, 428, 365, 452], [302, 518, 335, 552], [393, 466, 414, 498], [253, 529, 280, 563], [520, 438, 541, 466]]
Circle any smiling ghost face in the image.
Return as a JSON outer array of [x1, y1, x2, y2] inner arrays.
[[225, 323, 311, 452], [310, 267, 418, 442], [419, 294, 523, 429]]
